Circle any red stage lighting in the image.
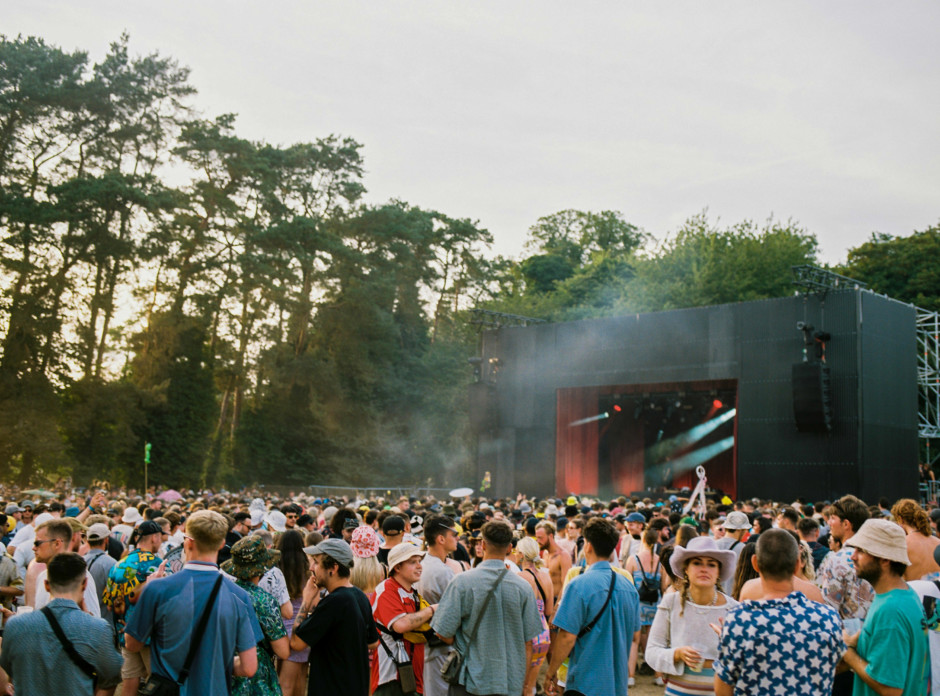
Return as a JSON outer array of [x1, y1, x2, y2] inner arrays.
[[712, 399, 723, 409], [613, 404, 622, 412]]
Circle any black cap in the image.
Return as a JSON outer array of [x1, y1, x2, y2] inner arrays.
[[137, 520, 163, 538], [382, 515, 405, 536]]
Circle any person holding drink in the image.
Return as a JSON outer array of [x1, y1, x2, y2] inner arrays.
[[645, 536, 738, 695]]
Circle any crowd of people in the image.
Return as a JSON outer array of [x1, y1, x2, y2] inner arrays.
[[0, 484, 936, 695]]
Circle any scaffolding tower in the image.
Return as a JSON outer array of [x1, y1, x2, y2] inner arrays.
[[918, 307, 940, 463]]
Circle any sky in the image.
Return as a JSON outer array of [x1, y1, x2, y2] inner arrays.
[[8, 1, 940, 264]]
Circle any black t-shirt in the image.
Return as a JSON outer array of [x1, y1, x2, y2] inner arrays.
[[295, 585, 378, 696]]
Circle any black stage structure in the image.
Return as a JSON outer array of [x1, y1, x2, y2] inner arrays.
[[469, 288, 918, 503]]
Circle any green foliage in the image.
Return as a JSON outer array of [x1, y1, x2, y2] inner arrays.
[[127, 313, 215, 487], [629, 213, 818, 311], [0, 33, 931, 488], [60, 378, 146, 486], [841, 225, 940, 312]]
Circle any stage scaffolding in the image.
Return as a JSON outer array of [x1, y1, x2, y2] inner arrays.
[[918, 307, 940, 464]]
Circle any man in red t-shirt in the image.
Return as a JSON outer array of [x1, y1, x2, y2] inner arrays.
[[371, 544, 437, 695]]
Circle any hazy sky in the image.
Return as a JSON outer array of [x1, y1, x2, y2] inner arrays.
[[9, 1, 940, 263]]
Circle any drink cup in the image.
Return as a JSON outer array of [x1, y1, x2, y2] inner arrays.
[[689, 644, 706, 672]]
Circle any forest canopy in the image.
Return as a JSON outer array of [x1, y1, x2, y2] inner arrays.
[[1, 34, 935, 488]]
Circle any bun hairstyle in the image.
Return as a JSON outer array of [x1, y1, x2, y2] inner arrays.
[[517, 536, 543, 566]]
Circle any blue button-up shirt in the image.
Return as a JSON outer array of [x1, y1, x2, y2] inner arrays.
[[553, 560, 639, 696]]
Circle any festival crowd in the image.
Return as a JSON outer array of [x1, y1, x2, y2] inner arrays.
[[0, 484, 935, 696]]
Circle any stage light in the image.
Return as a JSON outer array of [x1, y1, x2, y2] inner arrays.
[[713, 399, 723, 409], [568, 412, 609, 427], [648, 409, 737, 461], [613, 404, 622, 412]]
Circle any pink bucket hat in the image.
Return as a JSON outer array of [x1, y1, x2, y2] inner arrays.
[[350, 525, 380, 559]]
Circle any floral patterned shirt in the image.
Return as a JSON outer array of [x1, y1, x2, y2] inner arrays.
[[814, 546, 874, 621]]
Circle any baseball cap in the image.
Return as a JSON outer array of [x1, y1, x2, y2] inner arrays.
[[382, 515, 405, 536], [304, 538, 354, 568], [625, 512, 646, 524], [137, 520, 163, 538], [86, 523, 111, 541], [4, 504, 22, 515]]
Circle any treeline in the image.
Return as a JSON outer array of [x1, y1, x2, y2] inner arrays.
[[1, 35, 936, 488]]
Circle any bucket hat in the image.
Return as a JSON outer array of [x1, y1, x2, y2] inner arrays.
[[221, 535, 280, 580], [844, 519, 910, 565]]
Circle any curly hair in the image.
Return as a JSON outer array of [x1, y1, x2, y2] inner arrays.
[[891, 498, 931, 537]]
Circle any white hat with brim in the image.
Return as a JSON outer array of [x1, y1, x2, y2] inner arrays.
[[722, 511, 752, 530], [844, 519, 910, 565], [386, 542, 425, 572], [122, 507, 142, 524], [669, 536, 737, 584], [265, 510, 287, 533]]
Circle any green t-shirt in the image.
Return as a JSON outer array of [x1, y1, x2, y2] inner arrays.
[[853, 586, 929, 696]]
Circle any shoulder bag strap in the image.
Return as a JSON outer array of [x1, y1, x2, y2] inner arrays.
[[525, 568, 547, 605], [634, 554, 647, 574], [177, 574, 224, 684], [41, 606, 98, 688], [466, 567, 508, 646], [578, 569, 617, 638], [85, 553, 104, 573]]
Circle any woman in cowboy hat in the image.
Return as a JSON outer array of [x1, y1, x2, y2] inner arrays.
[[223, 536, 291, 696], [645, 536, 739, 695]]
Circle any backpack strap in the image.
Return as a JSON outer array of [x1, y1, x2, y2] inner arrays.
[[41, 606, 98, 689]]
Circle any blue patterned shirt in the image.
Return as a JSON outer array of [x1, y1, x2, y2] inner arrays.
[[715, 591, 846, 695]]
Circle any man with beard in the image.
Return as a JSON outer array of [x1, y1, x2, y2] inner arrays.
[[536, 521, 571, 600], [815, 495, 875, 696], [290, 539, 379, 696], [842, 519, 929, 696]]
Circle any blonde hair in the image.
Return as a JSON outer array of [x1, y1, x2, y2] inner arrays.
[[798, 540, 815, 581], [350, 554, 386, 595], [186, 510, 227, 554], [517, 537, 543, 567]]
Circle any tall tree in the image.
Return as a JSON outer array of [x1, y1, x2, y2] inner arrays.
[[841, 225, 940, 312]]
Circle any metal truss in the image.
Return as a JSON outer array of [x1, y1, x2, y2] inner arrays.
[[792, 265, 868, 294], [918, 307, 940, 462], [469, 308, 546, 330]]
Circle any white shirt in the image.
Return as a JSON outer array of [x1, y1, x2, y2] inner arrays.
[[9, 524, 35, 549], [34, 569, 101, 618], [908, 580, 940, 696]]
